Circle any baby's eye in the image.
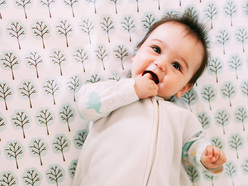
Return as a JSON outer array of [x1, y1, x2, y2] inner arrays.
[[172, 62, 181, 71], [152, 46, 161, 54]]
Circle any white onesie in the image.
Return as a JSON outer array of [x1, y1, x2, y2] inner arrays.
[[73, 78, 223, 186]]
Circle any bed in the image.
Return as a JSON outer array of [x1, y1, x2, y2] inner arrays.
[[0, 0, 247, 185]]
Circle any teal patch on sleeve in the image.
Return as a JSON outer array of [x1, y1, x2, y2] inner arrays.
[[86, 92, 102, 113], [193, 156, 199, 166], [182, 140, 196, 158]]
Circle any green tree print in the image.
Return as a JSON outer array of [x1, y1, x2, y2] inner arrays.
[[29, 138, 48, 166], [228, 133, 244, 159], [46, 164, 65, 185], [214, 109, 230, 135], [234, 106, 248, 131], [224, 161, 238, 186], [5, 141, 24, 169], [52, 134, 70, 162]]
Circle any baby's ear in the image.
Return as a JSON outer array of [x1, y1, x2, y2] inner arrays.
[[175, 83, 194, 98]]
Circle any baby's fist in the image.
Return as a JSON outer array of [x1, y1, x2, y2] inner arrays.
[[201, 145, 227, 169]]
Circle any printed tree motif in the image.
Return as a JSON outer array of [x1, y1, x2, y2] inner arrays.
[[244, 2, 248, 16], [164, 10, 180, 19], [16, 0, 31, 19], [202, 169, 218, 186], [235, 28, 248, 52], [5, 141, 24, 169], [56, 20, 73, 47], [0, 116, 5, 141], [87, 0, 97, 14], [109, 73, 121, 81], [80, 19, 94, 44], [50, 50, 66, 76], [23, 169, 41, 186], [0, 172, 17, 186], [100, 17, 114, 43], [43, 79, 59, 105], [185, 165, 200, 186], [181, 89, 197, 112], [0, 0, 6, 19], [46, 165, 64, 186], [32, 21, 49, 49], [184, 6, 199, 21], [0, 82, 12, 110], [234, 106, 248, 131], [26, 52, 43, 78], [11, 111, 30, 139], [205, 3, 218, 29], [67, 75, 80, 102], [64, 0, 78, 17], [110, 0, 119, 14], [179, 0, 182, 6], [229, 55, 242, 79], [156, 0, 160, 10], [216, 29, 230, 55], [210, 136, 224, 150], [142, 14, 156, 30], [1, 52, 19, 80], [53, 135, 69, 162], [7, 22, 25, 50], [197, 112, 211, 129], [121, 16, 135, 42], [240, 80, 248, 104], [36, 109, 53, 135], [228, 133, 244, 159], [224, 161, 237, 186], [86, 74, 102, 83], [221, 82, 236, 107], [29, 138, 47, 166], [114, 45, 128, 70], [95, 46, 108, 70], [40, 0, 55, 18], [68, 160, 78, 178], [201, 85, 217, 110], [207, 57, 223, 83], [134, 0, 140, 12], [214, 109, 230, 135], [241, 158, 248, 175], [74, 129, 88, 149], [224, 1, 237, 26], [73, 49, 88, 72], [60, 105, 74, 132], [19, 81, 36, 108]]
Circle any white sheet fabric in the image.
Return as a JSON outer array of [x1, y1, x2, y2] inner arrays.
[[0, 0, 247, 185]]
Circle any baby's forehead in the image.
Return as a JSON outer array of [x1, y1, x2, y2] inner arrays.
[[151, 21, 200, 42]]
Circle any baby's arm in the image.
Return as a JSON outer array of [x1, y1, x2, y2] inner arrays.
[[200, 145, 227, 170], [77, 79, 139, 121]]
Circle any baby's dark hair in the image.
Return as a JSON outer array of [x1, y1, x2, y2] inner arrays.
[[137, 13, 209, 84]]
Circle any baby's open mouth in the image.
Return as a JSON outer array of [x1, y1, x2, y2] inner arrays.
[[142, 71, 159, 84]]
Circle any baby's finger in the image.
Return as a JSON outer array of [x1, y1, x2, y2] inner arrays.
[[214, 147, 220, 158], [205, 145, 213, 157], [143, 72, 153, 80], [214, 150, 226, 165]]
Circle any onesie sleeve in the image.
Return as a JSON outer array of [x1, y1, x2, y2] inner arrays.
[[182, 131, 224, 174], [77, 78, 139, 122]]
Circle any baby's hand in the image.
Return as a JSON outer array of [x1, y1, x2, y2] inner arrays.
[[134, 73, 158, 99], [201, 145, 227, 169]]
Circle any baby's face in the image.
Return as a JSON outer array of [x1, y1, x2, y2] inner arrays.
[[131, 22, 204, 99]]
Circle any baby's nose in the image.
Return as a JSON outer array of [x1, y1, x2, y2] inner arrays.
[[154, 60, 166, 72]]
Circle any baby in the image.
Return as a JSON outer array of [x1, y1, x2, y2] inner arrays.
[[73, 13, 226, 186]]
